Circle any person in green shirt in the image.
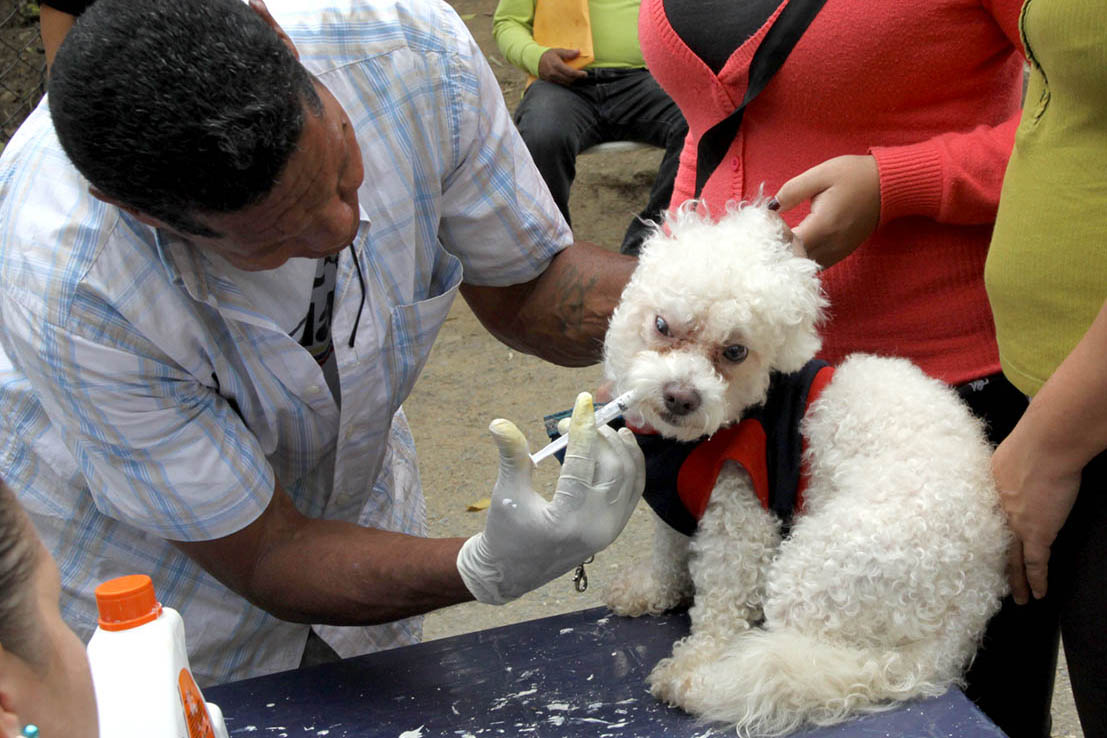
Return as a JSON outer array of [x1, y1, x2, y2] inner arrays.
[[493, 0, 686, 255], [984, 0, 1107, 734]]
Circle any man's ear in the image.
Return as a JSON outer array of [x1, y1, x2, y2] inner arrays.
[[246, 0, 300, 61], [88, 187, 172, 231]]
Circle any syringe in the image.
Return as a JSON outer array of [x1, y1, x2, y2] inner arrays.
[[530, 389, 637, 465]]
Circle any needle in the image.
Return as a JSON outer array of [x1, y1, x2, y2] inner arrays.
[[530, 390, 636, 465]]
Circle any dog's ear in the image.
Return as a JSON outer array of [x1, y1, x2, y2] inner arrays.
[[767, 249, 825, 373]]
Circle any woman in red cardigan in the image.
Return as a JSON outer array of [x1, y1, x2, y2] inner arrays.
[[638, 1, 1048, 737]]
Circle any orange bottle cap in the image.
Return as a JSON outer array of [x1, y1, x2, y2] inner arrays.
[[95, 574, 162, 631]]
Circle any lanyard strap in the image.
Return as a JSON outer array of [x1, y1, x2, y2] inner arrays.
[[693, 0, 829, 198]]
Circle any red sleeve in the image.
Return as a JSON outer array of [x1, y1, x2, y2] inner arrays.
[[870, 115, 1020, 226], [869, 0, 1028, 227]]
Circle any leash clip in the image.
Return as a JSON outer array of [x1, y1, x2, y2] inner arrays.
[[572, 555, 595, 593]]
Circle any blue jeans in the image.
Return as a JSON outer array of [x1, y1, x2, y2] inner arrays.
[[513, 68, 688, 255]]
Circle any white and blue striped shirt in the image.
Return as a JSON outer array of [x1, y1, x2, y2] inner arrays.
[[0, 0, 570, 685]]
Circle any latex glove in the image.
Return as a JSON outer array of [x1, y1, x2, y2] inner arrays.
[[770, 154, 881, 269], [457, 392, 645, 604], [538, 48, 587, 86]]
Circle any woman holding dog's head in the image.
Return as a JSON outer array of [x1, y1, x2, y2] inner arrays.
[[636, 0, 1042, 735], [0, 479, 99, 738]]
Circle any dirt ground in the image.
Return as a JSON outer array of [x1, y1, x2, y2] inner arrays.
[[413, 2, 1083, 737]]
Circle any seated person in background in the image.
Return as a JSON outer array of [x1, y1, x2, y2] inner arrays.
[[493, 0, 687, 255], [0, 480, 99, 738], [38, 0, 95, 70]]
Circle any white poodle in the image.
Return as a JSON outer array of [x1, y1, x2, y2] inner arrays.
[[602, 202, 1009, 735]]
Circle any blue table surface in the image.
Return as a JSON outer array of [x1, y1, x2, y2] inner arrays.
[[205, 607, 1007, 738]]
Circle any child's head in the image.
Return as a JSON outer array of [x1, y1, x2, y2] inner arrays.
[[0, 480, 98, 738]]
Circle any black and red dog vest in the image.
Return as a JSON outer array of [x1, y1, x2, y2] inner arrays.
[[633, 359, 834, 536]]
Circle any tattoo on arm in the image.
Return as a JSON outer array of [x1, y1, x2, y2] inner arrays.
[[551, 261, 601, 336]]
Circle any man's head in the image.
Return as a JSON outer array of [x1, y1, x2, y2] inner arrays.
[[49, 0, 364, 270]]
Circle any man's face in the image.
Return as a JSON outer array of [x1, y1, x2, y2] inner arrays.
[[188, 81, 365, 271]]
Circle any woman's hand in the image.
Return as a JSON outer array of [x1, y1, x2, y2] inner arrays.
[[771, 154, 881, 269], [992, 299, 1107, 603], [992, 430, 1083, 604]]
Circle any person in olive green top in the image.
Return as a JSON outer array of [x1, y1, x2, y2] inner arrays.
[[493, 0, 686, 255], [984, 0, 1107, 734]]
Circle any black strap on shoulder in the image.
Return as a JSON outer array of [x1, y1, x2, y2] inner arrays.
[[693, 0, 829, 198], [758, 358, 829, 529]]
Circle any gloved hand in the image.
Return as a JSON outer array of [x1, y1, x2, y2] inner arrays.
[[457, 392, 646, 605]]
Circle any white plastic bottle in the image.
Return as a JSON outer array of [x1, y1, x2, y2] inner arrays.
[[86, 574, 229, 738]]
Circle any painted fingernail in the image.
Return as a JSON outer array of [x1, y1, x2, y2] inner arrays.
[[767, 197, 780, 211]]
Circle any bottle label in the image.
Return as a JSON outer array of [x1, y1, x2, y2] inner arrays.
[[178, 669, 216, 738]]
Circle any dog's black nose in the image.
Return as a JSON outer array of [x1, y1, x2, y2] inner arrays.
[[662, 383, 701, 416]]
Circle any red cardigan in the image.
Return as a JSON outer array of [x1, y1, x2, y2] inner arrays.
[[639, 0, 1026, 384]]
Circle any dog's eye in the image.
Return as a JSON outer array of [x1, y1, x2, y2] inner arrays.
[[722, 344, 748, 363], [655, 316, 670, 336]]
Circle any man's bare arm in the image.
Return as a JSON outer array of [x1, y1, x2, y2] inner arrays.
[[173, 479, 473, 625], [40, 6, 77, 71], [460, 241, 636, 367]]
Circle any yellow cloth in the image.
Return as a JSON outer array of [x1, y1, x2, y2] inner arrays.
[[985, 0, 1107, 397], [527, 0, 594, 85]]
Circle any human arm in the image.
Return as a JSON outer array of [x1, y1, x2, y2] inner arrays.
[[439, 14, 634, 366], [460, 242, 636, 367], [39, 5, 76, 71], [538, 48, 588, 86], [173, 478, 472, 624], [493, 0, 586, 84], [6, 295, 642, 623], [180, 392, 643, 617], [770, 112, 1022, 269], [0, 287, 444, 624], [769, 0, 1027, 269], [492, 0, 546, 76], [993, 298, 1107, 604], [769, 155, 879, 269]]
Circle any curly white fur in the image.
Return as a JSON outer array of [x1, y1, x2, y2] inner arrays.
[[603, 202, 1009, 736]]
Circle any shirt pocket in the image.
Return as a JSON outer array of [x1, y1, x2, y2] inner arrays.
[[383, 250, 463, 410]]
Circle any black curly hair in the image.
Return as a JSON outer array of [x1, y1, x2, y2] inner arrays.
[[48, 0, 323, 236]]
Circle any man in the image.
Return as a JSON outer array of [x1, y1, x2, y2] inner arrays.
[[493, 0, 688, 255], [0, 0, 644, 686]]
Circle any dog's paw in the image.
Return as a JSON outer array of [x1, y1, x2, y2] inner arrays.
[[646, 634, 721, 710], [648, 655, 699, 707], [648, 654, 714, 711], [604, 570, 688, 617]]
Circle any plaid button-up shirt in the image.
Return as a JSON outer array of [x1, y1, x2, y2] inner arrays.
[[0, 0, 570, 686]]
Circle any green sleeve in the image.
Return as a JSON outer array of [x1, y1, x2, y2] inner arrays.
[[492, 0, 548, 77]]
